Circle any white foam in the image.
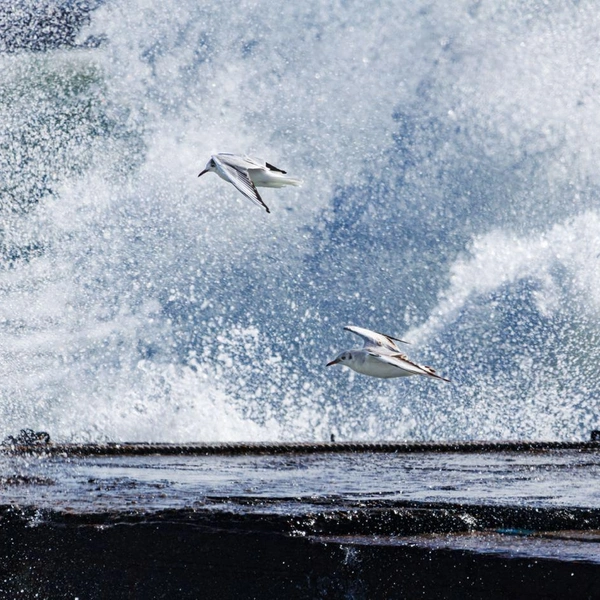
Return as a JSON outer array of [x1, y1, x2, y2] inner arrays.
[[411, 211, 600, 343]]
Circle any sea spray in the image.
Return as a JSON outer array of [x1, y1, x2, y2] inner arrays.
[[1, 0, 600, 441]]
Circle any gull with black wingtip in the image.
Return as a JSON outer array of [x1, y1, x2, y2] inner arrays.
[[198, 153, 302, 213], [327, 325, 450, 381]]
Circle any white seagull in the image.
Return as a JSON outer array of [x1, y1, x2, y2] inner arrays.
[[198, 153, 302, 213], [327, 325, 450, 382]]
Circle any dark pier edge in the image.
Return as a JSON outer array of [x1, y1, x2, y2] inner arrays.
[[2, 439, 600, 457], [1, 441, 600, 599]]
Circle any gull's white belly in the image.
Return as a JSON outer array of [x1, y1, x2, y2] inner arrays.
[[348, 354, 412, 379], [249, 170, 287, 188]]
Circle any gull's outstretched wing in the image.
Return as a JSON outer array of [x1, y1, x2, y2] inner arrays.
[[368, 351, 451, 382], [220, 153, 287, 174], [344, 325, 409, 352], [217, 153, 261, 169], [213, 154, 271, 213]]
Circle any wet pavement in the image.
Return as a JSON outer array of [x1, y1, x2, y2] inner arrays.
[[1, 446, 600, 515]]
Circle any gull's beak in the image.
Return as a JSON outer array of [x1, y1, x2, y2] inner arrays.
[[198, 169, 209, 177], [326, 358, 340, 367]]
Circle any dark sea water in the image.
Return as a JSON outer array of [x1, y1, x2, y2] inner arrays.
[[1, 0, 600, 442]]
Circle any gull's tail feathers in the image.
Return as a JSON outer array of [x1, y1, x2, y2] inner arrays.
[[279, 176, 302, 187]]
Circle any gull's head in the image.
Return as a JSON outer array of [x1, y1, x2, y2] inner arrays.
[[326, 351, 353, 367], [198, 156, 217, 177]]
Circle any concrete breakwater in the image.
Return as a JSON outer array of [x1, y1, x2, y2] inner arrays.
[[0, 442, 599, 598]]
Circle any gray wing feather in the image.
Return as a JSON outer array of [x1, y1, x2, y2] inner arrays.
[[367, 351, 449, 381], [219, 153, 285, 173], [344, 325, 409, 351], [367, 351, 427, 376], [218, 153, 265, 170]]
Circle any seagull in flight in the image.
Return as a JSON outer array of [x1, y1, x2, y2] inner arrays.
[[327, 325, 450, 381], [198, 153, 302, 213]]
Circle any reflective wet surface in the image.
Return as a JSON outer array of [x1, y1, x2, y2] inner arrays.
[[317, 530, 600, 564], [1, 449, 599, 514]]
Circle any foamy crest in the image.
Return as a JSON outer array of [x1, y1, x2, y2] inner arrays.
[[401, 212, 600, 440], [413, 212, 600, 342]]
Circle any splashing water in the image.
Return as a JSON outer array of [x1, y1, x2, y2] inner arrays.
[[1, 0, 600, 442]]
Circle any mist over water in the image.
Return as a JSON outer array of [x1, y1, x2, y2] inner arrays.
[[1, 0, 600, 442]]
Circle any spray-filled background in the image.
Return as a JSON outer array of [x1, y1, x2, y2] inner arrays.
[[1, 0, 599, 442]]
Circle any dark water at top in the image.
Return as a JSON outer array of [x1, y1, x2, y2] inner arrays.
[[1, 1, 600, 442]]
